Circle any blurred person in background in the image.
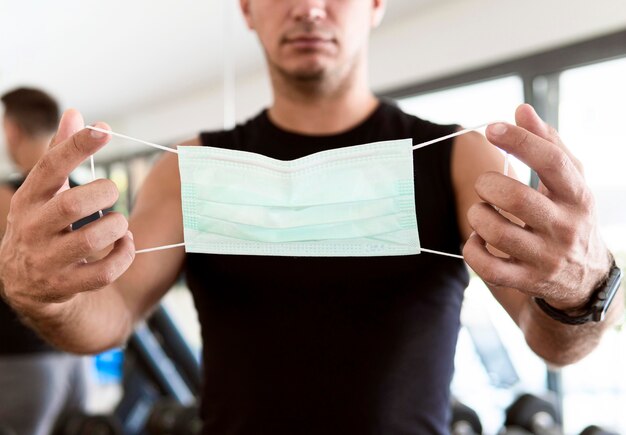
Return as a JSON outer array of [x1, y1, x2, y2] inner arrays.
[[0, 88, 91, 435]]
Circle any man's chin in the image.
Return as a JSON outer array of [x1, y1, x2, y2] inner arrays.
[[278, 63, 329, 83], [291, 69, 326, 82]]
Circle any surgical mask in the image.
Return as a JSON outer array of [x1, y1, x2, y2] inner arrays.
[[178, 139, 419, 257], [86, 124, 494, 259]]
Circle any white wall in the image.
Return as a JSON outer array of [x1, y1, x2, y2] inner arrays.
[[370, 0, 626, 91], [106, 0, 626, 157]]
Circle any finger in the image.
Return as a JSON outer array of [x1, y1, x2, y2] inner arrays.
[[50, 109, 85, 149], [515, 104, 584, 173], [467, 202, 544, 263], [22, 122, 111, 201], [45, 110, 86, 196], [474, 171, 558, 230], [463, 232, 531, 290], [57, 212, 129, 263], [485, 122, 584, 204], [68, 232, 135, 292], [40, 179, 119, 233]]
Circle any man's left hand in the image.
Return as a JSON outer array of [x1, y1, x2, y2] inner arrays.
[[463, 104, 611, 312]]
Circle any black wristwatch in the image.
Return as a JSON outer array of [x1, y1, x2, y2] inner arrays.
[[534, 261, 623, 325]]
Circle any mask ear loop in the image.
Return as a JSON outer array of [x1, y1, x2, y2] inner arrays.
[[85, 126, 184, 254], [416, 150, 509, 261], [413, 123, 502, 260], [86, 124, 502, 260], [90, 155, 104, 218], [135, 242, 186, 254]]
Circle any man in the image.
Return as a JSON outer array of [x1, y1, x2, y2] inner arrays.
[[0, 88, 89, 435], [0, 1, 622, 434]]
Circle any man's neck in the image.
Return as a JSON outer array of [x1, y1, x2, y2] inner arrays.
[[267, 60, 379, 136]]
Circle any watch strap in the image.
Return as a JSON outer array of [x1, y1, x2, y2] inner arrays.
[[534, 261, 622, 325]]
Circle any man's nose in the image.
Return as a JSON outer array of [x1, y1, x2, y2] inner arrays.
[[291, 0, 327, 23]]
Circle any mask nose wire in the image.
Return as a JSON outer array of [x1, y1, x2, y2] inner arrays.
[[84, 124, 507, 259]]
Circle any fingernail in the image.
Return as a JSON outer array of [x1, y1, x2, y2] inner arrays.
[[90, 129, 106, 139], [489, 123, 508, 136], [89, 123, 107, 139], [127, 231, 134, 241]]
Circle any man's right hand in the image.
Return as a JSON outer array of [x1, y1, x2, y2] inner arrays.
[[0, 109, 135, 316]]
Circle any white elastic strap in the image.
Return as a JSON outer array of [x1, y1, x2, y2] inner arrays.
[[412, 123, 491, 151], [85, 125, 177, 252], [420, 248, 464, 260], [135, 242, 464, 259], [136, 242, 186, 254], [90, 155, 104, 218], [494, 153, 511, 214], [503, 152, 510, 176], [85, 126, 178, 154], [90, 125, 487, 259]]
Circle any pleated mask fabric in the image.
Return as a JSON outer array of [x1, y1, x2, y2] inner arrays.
[[177, 138, 420, 257]]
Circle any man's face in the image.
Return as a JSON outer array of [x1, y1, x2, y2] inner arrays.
[[240, 0, 385, 83]]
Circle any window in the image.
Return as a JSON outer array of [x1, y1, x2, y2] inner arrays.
[[391, 31, 626, 434], [557, 56, 626, 434], [398, 75, 530, 184], [397, 76, 543, 433]]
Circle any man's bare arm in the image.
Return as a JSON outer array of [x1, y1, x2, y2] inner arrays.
[[452, 104, 623, 366], [0, 109, 194, 354]]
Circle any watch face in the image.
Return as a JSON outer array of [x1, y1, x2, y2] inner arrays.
[[594, 266, 623, 322]]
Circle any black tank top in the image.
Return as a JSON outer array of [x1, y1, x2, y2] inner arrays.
[[187, 101, 470, 435]]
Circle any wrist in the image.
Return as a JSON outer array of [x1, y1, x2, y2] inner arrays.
[[534, 256, 622, 325], [543, 251, 614, 314], [10, 291, 79, 326]]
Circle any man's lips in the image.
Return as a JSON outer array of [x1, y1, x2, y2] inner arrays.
[[283, 35, 336, 49]]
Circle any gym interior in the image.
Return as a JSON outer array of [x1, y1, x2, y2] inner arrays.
[[0, 1, 625, 434]]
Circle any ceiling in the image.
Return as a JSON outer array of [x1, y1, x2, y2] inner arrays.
[[0, 0, 448, 172], [0, 0, 443, 122]]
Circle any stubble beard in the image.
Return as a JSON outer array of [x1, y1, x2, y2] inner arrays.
[[269, 52, 361, 99]]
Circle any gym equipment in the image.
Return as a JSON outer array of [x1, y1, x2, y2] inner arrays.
[[114, 304, 201, 434], [464, 316, 519, 389], [579, 425, 620, 435], [52, 412, 122, 435], [450, 399, 483, 434], [503, 394, 561, 435], [51, 304, 202, 434], [146, 400, 202, 435]]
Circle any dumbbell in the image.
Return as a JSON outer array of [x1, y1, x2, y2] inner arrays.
[[579, 425, 620, 435], [52, 412, 121, 435], [146, 400, 202, 435], [502, 394, 561, 435], [450, 399, 482, 435]]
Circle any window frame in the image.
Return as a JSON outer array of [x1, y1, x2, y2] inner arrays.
[[381, 28, 626, 423]]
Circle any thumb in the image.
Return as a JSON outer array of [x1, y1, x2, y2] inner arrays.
[[50, 109, 84, 149]]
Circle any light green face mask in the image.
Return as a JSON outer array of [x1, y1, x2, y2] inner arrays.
[[177, 139, 420, 257]]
